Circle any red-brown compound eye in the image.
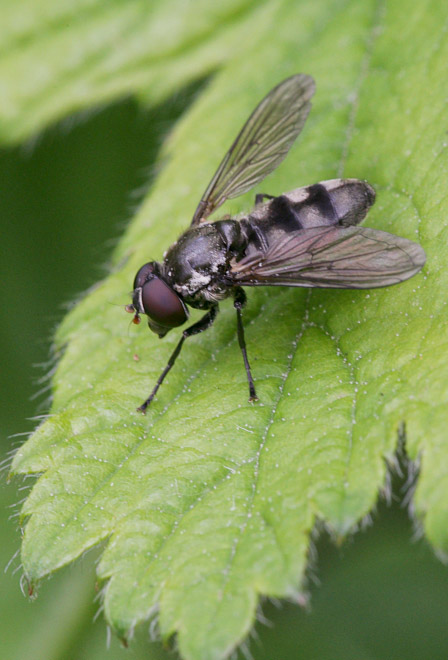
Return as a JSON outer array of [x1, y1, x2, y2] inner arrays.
[[141, 277, 188, 328], [133, 262, 157, 290]]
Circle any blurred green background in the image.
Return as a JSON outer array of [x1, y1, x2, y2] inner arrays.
[[2, 90, 448, 660]]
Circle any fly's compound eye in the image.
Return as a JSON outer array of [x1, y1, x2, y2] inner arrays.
[[141, 277, 188, 328], [133, 262, 157, 290]]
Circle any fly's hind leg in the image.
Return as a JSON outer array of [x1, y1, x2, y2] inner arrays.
[[233, 287, 258, 402], [255, 193, 275, 205]]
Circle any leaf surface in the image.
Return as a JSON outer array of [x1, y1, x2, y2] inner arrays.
[[11, 0, 448, 658]]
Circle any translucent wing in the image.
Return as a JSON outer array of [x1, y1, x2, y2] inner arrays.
[[230, 226, 426, 289], [191, 74, 316, 226]]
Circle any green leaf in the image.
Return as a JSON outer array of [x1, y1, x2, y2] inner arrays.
[[0, 0, 274, 144], [10, 0, 448, 659]]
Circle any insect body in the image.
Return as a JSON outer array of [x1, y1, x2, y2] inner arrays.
[[126, 75, 426, 412]]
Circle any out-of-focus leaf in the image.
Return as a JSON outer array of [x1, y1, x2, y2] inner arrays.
[[0, 0, 271, 144]]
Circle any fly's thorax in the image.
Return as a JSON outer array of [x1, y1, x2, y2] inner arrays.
[[180, 281, 231, 307], [162, 223, 230, 301]]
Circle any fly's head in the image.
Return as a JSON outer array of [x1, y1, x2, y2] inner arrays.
[[126, 261, 189, 338]]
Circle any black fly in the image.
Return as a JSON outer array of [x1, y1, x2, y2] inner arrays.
[[126, 74, 426, 413]]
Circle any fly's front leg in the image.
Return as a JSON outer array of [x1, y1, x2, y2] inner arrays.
[[255, 193, 275, 205], [233, 287, 257, 402], [137, 305, 219, 413]]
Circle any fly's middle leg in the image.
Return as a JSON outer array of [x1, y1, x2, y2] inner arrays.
[[233, 287, 258, 402]]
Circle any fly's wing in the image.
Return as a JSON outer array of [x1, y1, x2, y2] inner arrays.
[[230, 226, 426, 289], [191, 74, 315, 226]]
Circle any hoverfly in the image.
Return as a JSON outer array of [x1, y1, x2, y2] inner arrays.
[[126, 74, 426, 412]]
